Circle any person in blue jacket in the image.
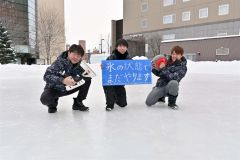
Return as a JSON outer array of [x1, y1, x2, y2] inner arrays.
[[40, 44, 91, 113], [146, 46, 187, 109]]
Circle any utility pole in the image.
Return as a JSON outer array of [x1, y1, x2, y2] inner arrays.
[[100, 38, 104, 54]]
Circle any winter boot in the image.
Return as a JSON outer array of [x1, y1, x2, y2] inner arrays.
[[47, 99, 58, 113], [158, 97, 165, 103], [48, 105, 57, 113], [72, 98, 89, 111], [168, 94, 178, 110]]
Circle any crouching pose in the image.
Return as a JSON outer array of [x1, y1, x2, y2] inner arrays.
[[146, 46, 187, 109], [40, 44, 91, 113]]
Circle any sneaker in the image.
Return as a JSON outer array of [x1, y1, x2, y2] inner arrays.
[[106, 105, 114, 111]]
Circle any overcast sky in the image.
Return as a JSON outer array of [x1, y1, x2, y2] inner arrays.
[[64, 0, 123, 52]]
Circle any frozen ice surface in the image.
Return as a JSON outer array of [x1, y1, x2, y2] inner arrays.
[[0, 60, 240, 160]]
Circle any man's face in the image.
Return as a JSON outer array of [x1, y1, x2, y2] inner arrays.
[[171, 51, 177, 62], [68, 52, 82, 64], [171, 51, 182, 61], [117, 45, 127, 54]]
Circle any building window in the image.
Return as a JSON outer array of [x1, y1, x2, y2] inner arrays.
[[216, 47, 229, 56], [162, 34, 175, 40], [183, 0, 190, 2], [219, 4, 229, 16], [141, 2, 148, 12], [163, 0, 176, 7], [199, 8, 208, 19], [182, 11, 191, 21], [141, 19, 148, 28], [217, 32, 227, 36], [163, 14, 176, 24]]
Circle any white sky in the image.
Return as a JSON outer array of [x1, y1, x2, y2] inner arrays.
[[64, 0, 123, 52]]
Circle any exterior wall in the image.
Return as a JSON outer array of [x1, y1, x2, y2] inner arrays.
[[79, 40, 86, 53], [140, 20, 240, 40], [0, 0, 38, 64], [127, 39, 145, 58], [111, 19, 123, 51], [123, 0, 240, 60], [160, 36, 240, 61], [123, 0, 240, 36]]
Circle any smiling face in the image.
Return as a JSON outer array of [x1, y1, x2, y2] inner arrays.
[[171, 51, 183, 62], [117, 45, 128, 54], [68, 51, 82, 64], [171, 51, 178, 62]]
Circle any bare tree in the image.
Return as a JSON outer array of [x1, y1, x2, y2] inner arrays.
[[105, 33, 111, 54], [147, 35, 162, 57], [38, 5, 65, 64]]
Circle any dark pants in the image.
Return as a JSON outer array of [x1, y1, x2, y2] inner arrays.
[[103, 85, 127, 107], [40, 79, 91, 108]]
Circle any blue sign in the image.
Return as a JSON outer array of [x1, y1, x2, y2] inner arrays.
[[102, 60, 152, 86]]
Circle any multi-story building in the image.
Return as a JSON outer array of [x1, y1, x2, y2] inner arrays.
[[122, 0, 240, 61], [0, 0, 38, 64]]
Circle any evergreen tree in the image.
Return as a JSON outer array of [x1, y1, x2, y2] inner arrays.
[[0, 23, 16, 64]]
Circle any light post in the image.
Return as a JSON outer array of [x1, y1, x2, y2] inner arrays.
[[100, 38, 104, 54]]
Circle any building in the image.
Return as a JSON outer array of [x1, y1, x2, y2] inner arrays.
[[122, 0, 240, 61], [79, 40, 86, 52], [0, 0, 38, 64], [78, 40, 89, 62], [111, 19, 123, 50], [37, 0, 65, 64]]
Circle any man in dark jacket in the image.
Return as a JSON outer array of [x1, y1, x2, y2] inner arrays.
[[145, 46, 187, 109], [40, 44, 91, 113], [103, 39, 131, 111]]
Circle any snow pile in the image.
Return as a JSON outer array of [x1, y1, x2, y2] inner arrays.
[[132, 56, 148, 60], [187, 60, 240, 75]]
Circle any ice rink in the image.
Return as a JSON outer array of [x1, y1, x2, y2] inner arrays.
[[0, 60, 240, 160]]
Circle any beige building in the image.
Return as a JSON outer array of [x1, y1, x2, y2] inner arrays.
[[38, 0, 66, 64], [122, 0, 240, 61]]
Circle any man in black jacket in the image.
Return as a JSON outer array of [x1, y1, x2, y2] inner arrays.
[[103, 39, 131, 111], [40, 44, 91, 113], [146, 46, 187, 109]]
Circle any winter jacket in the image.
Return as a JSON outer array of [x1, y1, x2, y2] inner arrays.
[[106, 49, 131, 60], [152, 56, 187, 87], [43, 51, 85, 92]]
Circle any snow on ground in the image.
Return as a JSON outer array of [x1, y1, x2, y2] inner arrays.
[[0, 57, 240, 160]]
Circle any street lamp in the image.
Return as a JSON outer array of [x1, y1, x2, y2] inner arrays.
[[100, 38, 104, 54]]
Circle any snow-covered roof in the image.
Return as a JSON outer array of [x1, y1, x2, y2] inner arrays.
[[162, 34, 240, 43]]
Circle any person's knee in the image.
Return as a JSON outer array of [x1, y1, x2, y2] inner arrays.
[[168, 80, 179, 96], [40, 94, 49, 105], [40, 93, 55, 106], [145, 97, 155, 106]]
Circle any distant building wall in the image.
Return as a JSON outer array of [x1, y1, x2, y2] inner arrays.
[[160, 35, 240, 61]]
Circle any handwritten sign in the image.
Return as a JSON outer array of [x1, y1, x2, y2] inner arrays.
[[102, 60, 152, 86]]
